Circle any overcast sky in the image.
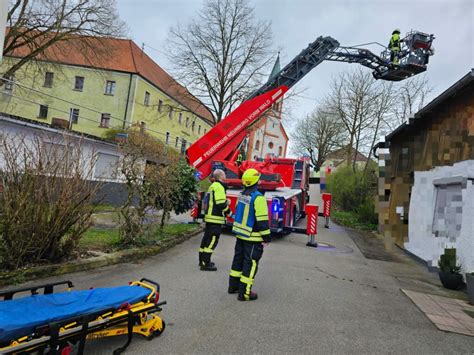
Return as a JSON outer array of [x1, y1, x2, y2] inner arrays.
[[117, 0, 473, 138]]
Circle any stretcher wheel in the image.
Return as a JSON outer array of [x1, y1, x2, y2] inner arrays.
[[146, 321, 166, 340]]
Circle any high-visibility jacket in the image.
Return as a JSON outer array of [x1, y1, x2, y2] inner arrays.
[[389, 33, 401, 51], [204, 181, 229, 224], [232, 186, 271, 242]]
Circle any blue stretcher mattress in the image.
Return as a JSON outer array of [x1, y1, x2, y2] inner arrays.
[[0, 285, 150, 343]]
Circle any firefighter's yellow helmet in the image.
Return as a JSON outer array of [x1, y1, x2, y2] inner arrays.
[[242, 168, 261, 187]]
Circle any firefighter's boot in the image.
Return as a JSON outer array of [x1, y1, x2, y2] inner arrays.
[[228, 286, 239, 294], [238, 291, 258, 301], [198, 252, 203, 266], [200, 263, 217, 271], [198, 253, 215, 267]]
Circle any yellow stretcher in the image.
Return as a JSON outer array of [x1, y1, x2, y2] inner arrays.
[[0, 278, 166, 354]]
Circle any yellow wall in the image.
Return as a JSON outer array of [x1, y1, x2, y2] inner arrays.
[[0, 58, 212, 146], [131, 77, 212, 148]]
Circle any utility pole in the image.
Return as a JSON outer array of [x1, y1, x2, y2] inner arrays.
[[0, 0, 7, 64]]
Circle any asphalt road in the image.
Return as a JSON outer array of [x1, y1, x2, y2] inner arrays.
[[23, 221, 474, 354]]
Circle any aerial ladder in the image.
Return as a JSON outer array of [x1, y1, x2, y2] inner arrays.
[[187, 30, 435, 181]]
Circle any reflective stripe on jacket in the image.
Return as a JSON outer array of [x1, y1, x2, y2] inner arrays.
[[204, 181, 229, 224], [232, 186, 271, 242]]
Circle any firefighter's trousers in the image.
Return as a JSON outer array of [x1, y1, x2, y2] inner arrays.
[[199, 223, 222, 266], [229, 238, 264, 299], [390, 48, 400, 64]]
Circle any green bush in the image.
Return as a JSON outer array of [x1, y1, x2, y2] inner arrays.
[[355, 199, 378, 225], [326, 165, 377, 225], [438, 248, 461, 274]]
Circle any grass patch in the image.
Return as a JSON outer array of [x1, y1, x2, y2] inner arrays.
[[332, 210, 378, 231], [80, 228, 120, 251], [80, 223, 200, 252], [93, 204, 118, 213]]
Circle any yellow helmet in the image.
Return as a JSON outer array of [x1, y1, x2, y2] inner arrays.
[[242, 168, 261, 187]]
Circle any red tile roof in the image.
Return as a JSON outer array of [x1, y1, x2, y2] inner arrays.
[[6, 33, 215, 124]]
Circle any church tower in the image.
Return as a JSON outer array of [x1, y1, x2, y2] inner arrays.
[[245, 54, 289, 161]]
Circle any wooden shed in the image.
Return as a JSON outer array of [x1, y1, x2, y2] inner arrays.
[[375, 69, 474, 249]]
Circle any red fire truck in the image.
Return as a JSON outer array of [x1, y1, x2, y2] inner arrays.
[[187, 31, 434, 234]]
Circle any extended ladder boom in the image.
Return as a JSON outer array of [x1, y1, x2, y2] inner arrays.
[[187, 31, 434, 179], [247, 36, 340, 100]]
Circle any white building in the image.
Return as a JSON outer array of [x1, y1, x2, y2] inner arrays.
[[245, 55, 289, 161]]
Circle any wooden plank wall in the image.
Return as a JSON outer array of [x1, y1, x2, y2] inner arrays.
[[379, 84, 474, 247]]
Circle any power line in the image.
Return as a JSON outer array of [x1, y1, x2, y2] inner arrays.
[[347, 41, 387, 49], [142, 43, 169, 57], [1, 78, 204, 146], [292, 94, 321, 102]]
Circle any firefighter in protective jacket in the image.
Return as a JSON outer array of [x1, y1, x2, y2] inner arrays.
[[199, 169, 231, 271], [389, 29, 403, 65], [228, 168, 271, 301]]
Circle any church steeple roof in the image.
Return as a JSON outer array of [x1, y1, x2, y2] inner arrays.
[[268, 52, 281, 81]]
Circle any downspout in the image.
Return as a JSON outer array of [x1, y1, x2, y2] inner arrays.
[[123, 73, 133, 129]]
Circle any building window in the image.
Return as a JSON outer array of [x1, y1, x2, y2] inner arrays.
[[3, 74, 14, 93], [44, 72, 54, 88], [158, 100, 163, 112], [432, 183, 464, 238], [100, 113, 110, 128], [70, 108, 79, 124], [74, 76, 84, 91], [169, 107, 174, 119], [165, 132, 170, 144], [185, 117, 189, 127], [178, 112, 182, 124], [198, 125, 201, 134], [204, 129, 207, 134], [94, 153, 119, 179], [180, 139, 187, 154], [140, 121, 146, 133], [175, 136, 180, 148], [278, 146, 283, 156], [255, 140, 260, 150], [38, 104, 48, 119], [144, 91, 150, 106], [105, 80, 116, 95], [191, 121, 195, 132]]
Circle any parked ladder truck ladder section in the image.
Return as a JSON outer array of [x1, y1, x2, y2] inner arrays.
[[187, 31, 435, 246]]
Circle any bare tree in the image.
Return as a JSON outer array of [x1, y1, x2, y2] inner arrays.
[[0, 134, 100, 269], [118, 128, 186, 245], [1, 0, 126, 86], [167, 0, 273, 122], [291, 107, 345, 171], [363, 81, 394, 172], [325, 68, 381, 170], [387, 74, 433, 130], [324, 69, 431, 172]]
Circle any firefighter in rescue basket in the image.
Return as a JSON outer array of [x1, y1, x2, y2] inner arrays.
[[199, 169, 231, 271], [228, 168, 271, 301]]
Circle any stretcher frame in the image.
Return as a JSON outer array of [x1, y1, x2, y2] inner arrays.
[[0, 278, 166, 355]]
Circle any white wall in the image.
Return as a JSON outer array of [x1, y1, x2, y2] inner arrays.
[[260, 117, 286, 158], [407, 160, 474, 277], [0, 116, 124, 182]]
